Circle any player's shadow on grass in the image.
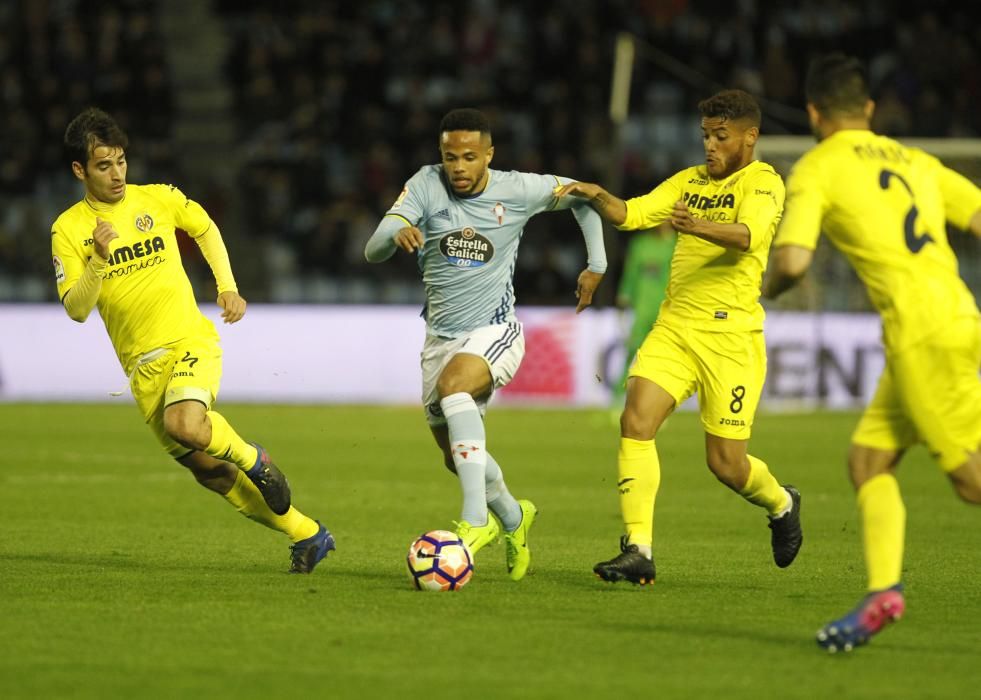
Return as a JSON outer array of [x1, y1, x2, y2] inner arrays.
[[550, 567, 770, 595], [325, 565, 420, 590], [0, 551, 288, 575], [623, 618, 812, 649]]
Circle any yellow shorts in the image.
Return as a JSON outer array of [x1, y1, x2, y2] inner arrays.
[[129, 334, 223, 459], [853, 316, 981, 472], [629, 321, 766, 439]]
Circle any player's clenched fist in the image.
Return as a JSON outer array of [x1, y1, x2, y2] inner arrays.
[[669, 200, 697, 234], [394, 226, 425, 253], [217, 291, 247, 324], [92, 217, 119, 260], [575, 269, 604, 313]]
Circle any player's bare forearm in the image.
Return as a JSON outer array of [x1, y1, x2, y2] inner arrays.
[[670, 200, 749, 250], [589, 190, 628, 225], [554, 182, 627, 225]]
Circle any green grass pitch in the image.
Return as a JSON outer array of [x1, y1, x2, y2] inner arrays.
[[2, 403, 979, 699]]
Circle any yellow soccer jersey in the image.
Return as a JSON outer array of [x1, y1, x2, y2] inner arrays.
[[776, 130, 981, 351], [618, 160, 785, 331], [52, 184, 221, 373]]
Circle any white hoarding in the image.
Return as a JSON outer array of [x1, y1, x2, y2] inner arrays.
[[0, 304, 883, 409]]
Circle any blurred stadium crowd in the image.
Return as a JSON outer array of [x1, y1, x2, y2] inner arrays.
[[1, 0, 979, 305]]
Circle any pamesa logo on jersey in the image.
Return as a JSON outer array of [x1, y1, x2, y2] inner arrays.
[[439, 227, 494, 268]]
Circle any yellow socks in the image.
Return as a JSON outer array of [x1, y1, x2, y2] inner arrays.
[[205, 410, 259, 470], [222, 469, 320, 543], [739, 455, 790, 516], [858, 473, 905, 591], [206, 412, 317, 544], [618, 437, 661, 548]]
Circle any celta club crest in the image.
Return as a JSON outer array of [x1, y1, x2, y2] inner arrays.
[[135, 214, 154, 232], [493, 202, 505, 225], [453, 442, 480, 460]]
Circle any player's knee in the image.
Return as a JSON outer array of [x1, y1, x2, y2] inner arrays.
[[163, 411, 206, 450], [706, 452, 743, 489], [950, 470, 981, 504], [436, 375, 471, 399], [954, 483, 981, 504], [953, 450, 981, 503], [620, 407, 655, 440], [847, 445, 899, 489], [847, 455, 875, 487]]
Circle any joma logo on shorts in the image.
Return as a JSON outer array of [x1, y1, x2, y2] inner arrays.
[[719, 417, 746, 426], [172, 371, 194, 378]]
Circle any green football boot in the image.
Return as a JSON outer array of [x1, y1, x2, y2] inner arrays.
[[454, 516, 501, 558], [504, 499, 538, 581]]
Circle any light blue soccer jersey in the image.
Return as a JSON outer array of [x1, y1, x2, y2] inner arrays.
[[372, 165, 605, 338]]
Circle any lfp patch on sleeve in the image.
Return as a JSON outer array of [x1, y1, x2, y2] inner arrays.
[[391, 186, 409, 210], [53, 255, 65, 283]]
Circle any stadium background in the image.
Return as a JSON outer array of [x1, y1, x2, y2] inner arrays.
[[2, 0, 979, 307], [3, 0, 979, 409]]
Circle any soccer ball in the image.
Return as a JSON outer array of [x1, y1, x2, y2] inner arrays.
[[406, 530, 474, 591]]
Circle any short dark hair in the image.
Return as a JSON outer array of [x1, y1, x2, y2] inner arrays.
[[439, 108, 492, 138], [697, 89, 761, 128], [64, 107, 129, 166], [805, 54, 869, 117]]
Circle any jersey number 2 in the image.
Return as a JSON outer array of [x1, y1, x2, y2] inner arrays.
[[879, 169, 934, 253]]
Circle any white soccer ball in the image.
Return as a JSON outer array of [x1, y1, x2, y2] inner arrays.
[[406, 530, 474, 591]]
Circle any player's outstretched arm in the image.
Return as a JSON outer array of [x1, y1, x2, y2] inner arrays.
[[566, 200, 607, 313], [762, 245, 814, 299], [554, 182, 628, 226]]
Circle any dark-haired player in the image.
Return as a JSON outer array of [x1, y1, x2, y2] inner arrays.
[[51, 107, 334, 573], [365, 108, 607, 581], [765, 54, 981, 652], [557, 89, 802, 585]]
